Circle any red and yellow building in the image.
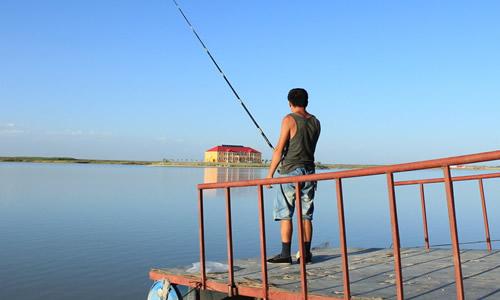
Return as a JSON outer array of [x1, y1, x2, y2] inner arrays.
[[204, 145, 262, 163]]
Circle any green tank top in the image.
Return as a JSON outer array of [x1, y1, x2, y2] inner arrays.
[[280, 113, 321, 174]]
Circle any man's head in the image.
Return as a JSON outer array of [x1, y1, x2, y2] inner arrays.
[[288, 88, 308, 108]]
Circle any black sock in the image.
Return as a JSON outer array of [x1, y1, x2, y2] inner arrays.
[[281, 242, 291, 257], [305, 242, 311, 254]]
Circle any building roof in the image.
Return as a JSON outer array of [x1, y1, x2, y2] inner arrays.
[[206, 145, 261, 154]]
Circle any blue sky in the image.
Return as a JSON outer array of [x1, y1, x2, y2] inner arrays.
[[1, 0, 499, 163]]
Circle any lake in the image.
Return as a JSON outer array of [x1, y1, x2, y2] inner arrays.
[[0, 163, 499, 299]]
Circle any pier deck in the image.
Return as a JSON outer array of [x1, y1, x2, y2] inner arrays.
[[150, 247, 500, 300]]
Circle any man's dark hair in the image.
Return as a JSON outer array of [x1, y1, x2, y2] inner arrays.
[[288, 88, 308, 107]]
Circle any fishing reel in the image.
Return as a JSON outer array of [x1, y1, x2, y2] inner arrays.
[[147, 279, 182, 300]]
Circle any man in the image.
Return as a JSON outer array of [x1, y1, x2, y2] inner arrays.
[[265, 88, 321, 264]]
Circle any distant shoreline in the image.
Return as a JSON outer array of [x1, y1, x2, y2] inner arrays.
[[0, 156, 499, 171]]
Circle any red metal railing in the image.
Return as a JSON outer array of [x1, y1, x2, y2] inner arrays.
[[394, 172, 500, 252], [195, 150, 500, 300]]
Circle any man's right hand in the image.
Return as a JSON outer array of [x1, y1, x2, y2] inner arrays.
[[265, 175, 273, 189]]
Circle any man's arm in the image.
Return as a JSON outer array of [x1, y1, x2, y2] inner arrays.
[[266, 116, 292, 181]]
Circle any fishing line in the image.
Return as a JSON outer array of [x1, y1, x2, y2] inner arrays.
[[172, 0, 274, 150]]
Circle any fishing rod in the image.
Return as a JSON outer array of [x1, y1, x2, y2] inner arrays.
[[171, 0, 274, 150]]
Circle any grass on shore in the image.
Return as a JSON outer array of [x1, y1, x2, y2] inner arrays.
[[1, 156, 499, 170], [0, 156, 375, 169], [0, 156, 270, 168]]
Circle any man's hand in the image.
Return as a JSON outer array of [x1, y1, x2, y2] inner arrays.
[[266, 115, 291, 189], [265, 175, 273, 189]]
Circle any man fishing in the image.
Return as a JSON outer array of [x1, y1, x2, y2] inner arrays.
[[171, 1, 321, 264], [266, 88, 321, 264]]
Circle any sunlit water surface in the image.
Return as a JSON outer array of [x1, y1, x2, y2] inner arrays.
[[0, 163, 499, 299]]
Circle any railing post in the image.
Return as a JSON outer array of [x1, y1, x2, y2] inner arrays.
[[442, 166, 464, 300], [336, 178, 351, 299], [198, 188, 207, 289], [257, 185, 269, 300], [225, 187, 236, 295], [478, 179, 492, 252], [295, 183, 308, 300], [386, 172, 404, 300], [419, 183, 430, 251]]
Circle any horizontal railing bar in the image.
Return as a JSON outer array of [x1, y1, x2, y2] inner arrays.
[[198, 150, 500, 190], [394, 172, 500, 186]]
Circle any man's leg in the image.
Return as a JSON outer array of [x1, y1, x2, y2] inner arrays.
[[303, 220, 313, 257], [281, 220, 293, 242], [303, 220, 312, 242], [301, 177, 315, 260], [268, 179, 298, 264], [267, 219, 293, 263], [279, 220, 293, 258], [282, 220, 311, 254], [268, 181, 295, 263], [279, 220, 312, 259]]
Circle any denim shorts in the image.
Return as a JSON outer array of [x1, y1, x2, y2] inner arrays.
[[273, 167, 316, 221]]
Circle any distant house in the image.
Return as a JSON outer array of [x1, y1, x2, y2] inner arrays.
[[204, 145, 262, 163]]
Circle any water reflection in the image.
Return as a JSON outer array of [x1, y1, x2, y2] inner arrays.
[[203, 167, 264, 197]]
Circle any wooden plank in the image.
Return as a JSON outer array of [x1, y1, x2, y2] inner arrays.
[[151, 247, 500, 299]]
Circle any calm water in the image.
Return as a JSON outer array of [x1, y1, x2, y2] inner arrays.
[[0, 163, 499, 299]]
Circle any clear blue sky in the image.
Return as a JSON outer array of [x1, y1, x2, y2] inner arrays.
[[1, 0, 499, 163]]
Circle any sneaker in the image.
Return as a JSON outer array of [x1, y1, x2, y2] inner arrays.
[[267, 254, 292, 264], [297, 252, 313, 264]]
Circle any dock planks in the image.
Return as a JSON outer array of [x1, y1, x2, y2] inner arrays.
[[150, 247, 500, 299]]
